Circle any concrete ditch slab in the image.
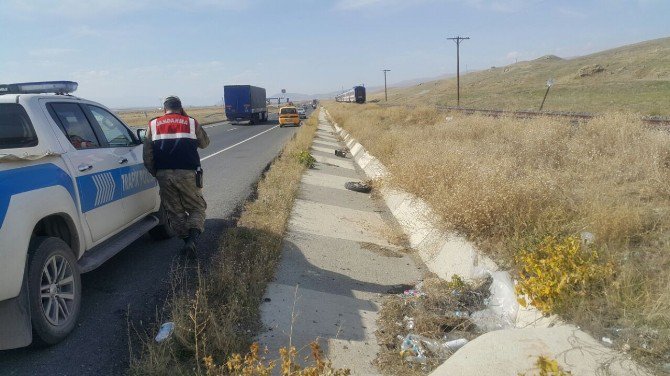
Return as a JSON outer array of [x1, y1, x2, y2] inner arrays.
[[313, 139, 342, 149], [259, 110, 422, 374], [432, 325, 650, 376], [313, 155, 356, 170]]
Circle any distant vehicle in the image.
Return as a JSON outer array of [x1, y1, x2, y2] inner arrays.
[[223, 85, 267, 124], [335, 86, 366, 104], [278, 106, 300, 127], [311, 99, 318, 109], [297, 107, 307, 119], [0, 81, 170, 350]]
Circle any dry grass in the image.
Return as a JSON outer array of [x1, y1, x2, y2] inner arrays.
[[326, 102, 670, 373], [117, 106, 227, 127], [129, 112, 319, 375]]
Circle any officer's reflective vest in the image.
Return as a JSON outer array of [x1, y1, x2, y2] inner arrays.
[[150, 113, 201, 170]]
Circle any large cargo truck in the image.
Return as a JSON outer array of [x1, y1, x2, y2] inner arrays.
[[223, 85, 268, 124]]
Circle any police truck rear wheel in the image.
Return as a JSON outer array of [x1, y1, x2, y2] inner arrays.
[[28, 237, 81, 345]]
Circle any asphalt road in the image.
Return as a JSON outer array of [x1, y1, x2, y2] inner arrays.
[[0, 109, 312, 376]]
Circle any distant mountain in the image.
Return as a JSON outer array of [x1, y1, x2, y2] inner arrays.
[[371, 36, 670, 115]]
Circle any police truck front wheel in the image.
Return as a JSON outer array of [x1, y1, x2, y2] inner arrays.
[[28, 237, 82, 345]]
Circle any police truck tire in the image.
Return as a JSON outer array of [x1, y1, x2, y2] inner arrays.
[[28, 237, 82, 345], [149, 205, 176, 240]]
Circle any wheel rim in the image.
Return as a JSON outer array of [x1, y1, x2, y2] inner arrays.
[[40, 254, 76, 326]]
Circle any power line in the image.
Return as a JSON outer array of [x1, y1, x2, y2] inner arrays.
[[447, 36, 470, 107], [382, 69, 391, 101]]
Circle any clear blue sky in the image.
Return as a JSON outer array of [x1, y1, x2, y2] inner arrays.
[[1, 0, 668, 108]]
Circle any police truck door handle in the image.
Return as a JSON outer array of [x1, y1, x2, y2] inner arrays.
[[78, 164, 93, 172], [118, 158, 128, 164]]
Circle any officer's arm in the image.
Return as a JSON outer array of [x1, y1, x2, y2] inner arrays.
[[143, 127, 157, 177], [195, 120, 210, 149]]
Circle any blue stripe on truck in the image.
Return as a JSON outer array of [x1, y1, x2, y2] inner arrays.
[[76, 163, 156, 213], [0, 163, 76, 227]]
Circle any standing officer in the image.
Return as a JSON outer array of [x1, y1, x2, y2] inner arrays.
[[143, 96, 210, 257]]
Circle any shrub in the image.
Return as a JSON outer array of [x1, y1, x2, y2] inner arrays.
[[298, 150, 316, 168], [515, 235, 614, 315], [201, 342, 350, 376]]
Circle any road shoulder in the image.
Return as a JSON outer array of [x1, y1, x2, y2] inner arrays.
[[258, 111, 422, 374]]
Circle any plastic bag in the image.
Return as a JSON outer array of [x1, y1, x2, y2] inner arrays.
[[400, 334, 427, 364], [470, 269, 519, 331], [155, 322, 175, 343], [400, 334, 469, 362]]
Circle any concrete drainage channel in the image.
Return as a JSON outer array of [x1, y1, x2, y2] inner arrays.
[[322, 109, 649, 376]]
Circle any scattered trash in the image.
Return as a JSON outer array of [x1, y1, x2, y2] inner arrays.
[[580, 231, 596, 245], [345, 181, 372, 193], [402, 289, 427, 298], [399, 334, 469, 362], [601, 337, 614, 346], [403, 316, 415, 330], [445, 116, 453, 122], [443, 338, 468, 352], [470, 269, 519, 331], [334, 149, 348, 158], [378, 277, 490, 372], [155, 322, 175, 343], [423, 337, 469, 356], [399, 334, 428, 364], [450, 310, 470, 319]]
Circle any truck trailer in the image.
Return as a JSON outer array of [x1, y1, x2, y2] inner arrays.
[[223, 85, 268, 124]]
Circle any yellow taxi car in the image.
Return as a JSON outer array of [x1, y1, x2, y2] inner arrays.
[[278, 106, 301, 127]]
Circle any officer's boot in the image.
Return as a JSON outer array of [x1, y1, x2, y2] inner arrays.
[[181, 228, 201, 259]]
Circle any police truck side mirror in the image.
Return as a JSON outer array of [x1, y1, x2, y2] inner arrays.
[[137, 128, 147, 142]]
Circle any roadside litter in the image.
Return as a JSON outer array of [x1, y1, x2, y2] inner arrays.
[[377, 275, 492, 371], [400, 334, 469, 364], [155, 322, 175, 343], [345, 181, 372, 193], [469, 269, 519, 332], [334, 149, 348, 158], [378, 271, 525, 372]]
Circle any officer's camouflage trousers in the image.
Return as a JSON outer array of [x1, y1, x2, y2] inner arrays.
[[155, 169, 207, 237]]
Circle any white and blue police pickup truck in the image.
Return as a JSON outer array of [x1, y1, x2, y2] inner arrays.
[[0, 81, 173, 350]]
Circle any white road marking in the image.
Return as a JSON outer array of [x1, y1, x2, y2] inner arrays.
[[200, 125, 280, 162]]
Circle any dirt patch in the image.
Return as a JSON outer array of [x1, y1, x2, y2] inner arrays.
[[578, 64, 605, 77], [360, 242, 404, 258]]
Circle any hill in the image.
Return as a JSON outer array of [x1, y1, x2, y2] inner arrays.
[[372, 37, 670, 116]]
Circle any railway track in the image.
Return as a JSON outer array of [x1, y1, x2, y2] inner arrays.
[[376, 103, 670, 126]]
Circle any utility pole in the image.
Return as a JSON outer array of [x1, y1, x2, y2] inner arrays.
[[539, 79, 554, 111], [382, 69, 391, 101], [447, 36, 470, 107]]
